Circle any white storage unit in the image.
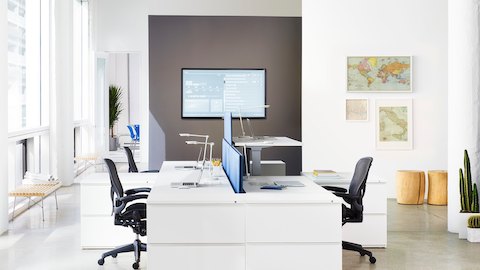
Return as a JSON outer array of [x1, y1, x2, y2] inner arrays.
[[80, 172, 154, 249], [148, 162, 342, 270], [303, 172, 387, 248]]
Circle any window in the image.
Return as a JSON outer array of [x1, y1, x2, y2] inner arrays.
[[7, 0, 49, 132], [73, 0, 89, 121]]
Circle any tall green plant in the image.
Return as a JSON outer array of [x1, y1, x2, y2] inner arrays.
[[109, 85, 123, 138], [460, 149, 479, 213]]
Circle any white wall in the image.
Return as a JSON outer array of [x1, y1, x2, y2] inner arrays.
[[303, 0, 448, 197], [93, 0, 301, 164], [447, 0, 480, 233]]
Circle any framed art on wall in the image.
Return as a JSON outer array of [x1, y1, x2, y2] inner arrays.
[[375, 99, 413, 150], [346, 99, 368, 121], [347, 56, 412, 92]]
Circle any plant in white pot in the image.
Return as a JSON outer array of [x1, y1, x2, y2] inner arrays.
[[467, 215, 480, 242], [109, 85, 123, 151], [458, 149, 480, 239]]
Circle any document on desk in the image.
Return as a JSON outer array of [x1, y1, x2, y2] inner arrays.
[[274, 180, 305, 187]]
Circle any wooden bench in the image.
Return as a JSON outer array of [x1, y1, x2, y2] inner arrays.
[[9, 181, 62, 221]]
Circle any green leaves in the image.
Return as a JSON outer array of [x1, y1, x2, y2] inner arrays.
[[109, 85, 123, 137]]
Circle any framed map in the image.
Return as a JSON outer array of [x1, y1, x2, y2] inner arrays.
[[346, 99, 368, 121], [347, 56, 412, 92], [375, 99, 413, 150]]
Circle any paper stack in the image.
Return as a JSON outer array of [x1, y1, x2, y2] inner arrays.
[[312, 170, 341, 179]]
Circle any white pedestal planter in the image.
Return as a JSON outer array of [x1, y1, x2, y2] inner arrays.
[[458, 213, 476, 239], [467, 228, 480, 242]]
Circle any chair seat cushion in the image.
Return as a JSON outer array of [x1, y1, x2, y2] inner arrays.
[[120, 203, 146, 220]]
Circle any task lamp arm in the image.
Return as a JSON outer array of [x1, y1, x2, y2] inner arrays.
[[237, 105, 270, 138], [179, 133, 210, 170]]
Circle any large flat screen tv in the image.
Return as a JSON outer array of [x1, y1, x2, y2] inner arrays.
[[182, 68, 266, 118]]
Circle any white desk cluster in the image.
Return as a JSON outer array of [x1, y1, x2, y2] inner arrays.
[[80, 161, 386, 270]]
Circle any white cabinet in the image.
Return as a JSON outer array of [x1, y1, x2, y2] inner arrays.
[[303, 172, 387, 247], [147, 162, 343, 270], [80, 173, 153, 249]]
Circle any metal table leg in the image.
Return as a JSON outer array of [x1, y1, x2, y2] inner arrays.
[[250, 147, 262, 176]]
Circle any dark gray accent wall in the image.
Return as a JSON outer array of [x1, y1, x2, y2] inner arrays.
[[148, 16, 302, 175]]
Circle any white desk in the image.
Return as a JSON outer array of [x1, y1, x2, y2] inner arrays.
[[233, 136, 302, 176], [147, 161, 342, 270], [80, 172, 155, 249], [302, 172, 387, 247]]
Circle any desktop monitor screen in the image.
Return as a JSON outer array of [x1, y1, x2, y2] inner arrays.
[[182, 69, 266, 118], [224, 112, 232, 145]]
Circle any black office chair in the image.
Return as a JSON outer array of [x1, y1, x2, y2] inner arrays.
[[323, 157, 376, 264], [98, 158, 150, 269], [124, 146, 159, 173]]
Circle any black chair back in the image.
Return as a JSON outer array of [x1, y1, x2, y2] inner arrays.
[[125, 147, 139, 173], [104, 158, 124, 210], [348, 157, 373, 218]]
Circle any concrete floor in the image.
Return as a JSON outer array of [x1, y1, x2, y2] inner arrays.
[[344, 202, 480, 270], [1, 171, 480, 269]]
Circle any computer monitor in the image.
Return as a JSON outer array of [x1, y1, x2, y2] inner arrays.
[[224, 112, 232, 145], [182, 68, 266, 118]]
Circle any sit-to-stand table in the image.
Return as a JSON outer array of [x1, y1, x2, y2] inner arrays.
[[233, 136, 302, 176]]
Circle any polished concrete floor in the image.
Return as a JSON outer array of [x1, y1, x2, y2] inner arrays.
[[1, 173, 479, 269]]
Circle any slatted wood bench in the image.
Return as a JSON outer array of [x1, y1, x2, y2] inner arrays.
[[9, 181, 62, 221]]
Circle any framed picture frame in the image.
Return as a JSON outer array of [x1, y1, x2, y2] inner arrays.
[[375, 99, 413, 150], [347, 56, 412, 92], [346, 99, 368, 121]]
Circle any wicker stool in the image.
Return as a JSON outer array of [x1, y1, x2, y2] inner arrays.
[[396, 170, 425, 204], [427, 170, 448, 205]]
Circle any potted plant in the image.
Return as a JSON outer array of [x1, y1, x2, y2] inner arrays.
[[109, 85, 123, 151], [458, 149, 480, 239], [467, 215, 480, 242]]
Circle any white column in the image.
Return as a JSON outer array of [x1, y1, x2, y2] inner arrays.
[[448, 0, 480, 233], [50, 0, 74, 186], [0, 0, 9, 233]]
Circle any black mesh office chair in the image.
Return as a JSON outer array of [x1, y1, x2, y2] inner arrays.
[[323, 157, 376, 264], [98, 159, 150, 269], [124, 146, 159, 173]]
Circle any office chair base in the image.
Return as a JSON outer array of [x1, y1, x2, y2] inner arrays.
[[342, 240, 376, 264], [98, 239, 147, 269]]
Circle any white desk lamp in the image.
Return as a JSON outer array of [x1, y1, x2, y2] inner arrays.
[[185, 141, 214, 172], [179, 133, 209, 170], [238, 104, 270, 138]]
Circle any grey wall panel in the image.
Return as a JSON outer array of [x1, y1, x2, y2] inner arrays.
[[149, 16, 302, 174]]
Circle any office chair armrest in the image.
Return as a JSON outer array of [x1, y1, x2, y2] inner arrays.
[[140, 170, 160, 173], [118, 193, 149, 204], [322, 186, 347, 193], [125, 187, 151, 195], [333, 192, 361, 200]]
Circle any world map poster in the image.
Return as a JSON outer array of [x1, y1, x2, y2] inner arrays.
[[347, 56, 412, 92]]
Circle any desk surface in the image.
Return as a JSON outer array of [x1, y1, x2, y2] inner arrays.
[[147, 161, 340, 204], [232, 136, 302, 147], [302, 171, 386, 185], [78, 172, 156, 185]]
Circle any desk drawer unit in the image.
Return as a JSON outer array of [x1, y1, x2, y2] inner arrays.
[[148, 204, 245, 244], [149, 244, 245, 270], [245, 204, 341, 243], [246, 243, 341, 270]]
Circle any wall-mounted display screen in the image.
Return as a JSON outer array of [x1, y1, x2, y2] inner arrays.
[[182, 69, 266, 118]]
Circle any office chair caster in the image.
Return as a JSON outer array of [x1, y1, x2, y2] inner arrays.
[[112, 253, 117, 258], [97, 258, 104, 265], [132, 262, 139, 269], [369, 256, 376, 264]]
